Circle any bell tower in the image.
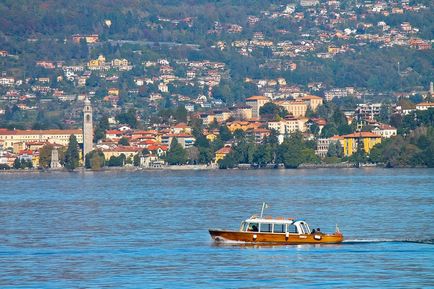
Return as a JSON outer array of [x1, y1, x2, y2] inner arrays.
[[83, 96, 93, 162]]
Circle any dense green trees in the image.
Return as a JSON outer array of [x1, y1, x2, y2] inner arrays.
[[85, 150, 106, 170], [218, 131, 319, 169], [166, 137, 188, 165], [259, 103, 288, 120], [369, 126, 434, 167], [64, 134, 80, 170], [13, 158, 33, 169]]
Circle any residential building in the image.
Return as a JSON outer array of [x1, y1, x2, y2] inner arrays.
[[214, 146, 232, 163], [161, 134, 196, 149], [372, 124, 397, 138], [340, 132, 382, 156], [245, 95, 270, 118]]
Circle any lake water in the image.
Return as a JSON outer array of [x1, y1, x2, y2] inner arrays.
[[0, 168, 433, 288]]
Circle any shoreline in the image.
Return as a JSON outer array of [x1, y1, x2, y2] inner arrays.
[[0, 163, 431, 173]]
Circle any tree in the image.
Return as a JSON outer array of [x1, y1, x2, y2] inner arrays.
[[219, 125, 232, 142], [174, 106, 188, 123], [64, 134, 80, 170], [166, 137, 187, 165], [39, 144, 54, 168], [259, 102, 287, 119], [94, 116, 109, 143], [218, 152, 237, 169], [108, 154, 126, 167], [85, 150, 105, 170], [116, 109, 137, 128]]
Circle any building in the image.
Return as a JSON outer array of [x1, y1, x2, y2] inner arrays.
[[245, 96, 270, 118], [161, 134, 196, 149], [268, 116, 308, 143], [356, 103, 382, 120], [340, 132, 382, 156], [214, 146, 231, 163], [0, 129, 83, 150], [274, 100, 308, 117], [228, 105, 253, 120], [297, 95, 323, 111], [102, 146, 142, 161], [83, 97, 93, 161], [416, 102, 434, 111], [372, 124, 397, 138]]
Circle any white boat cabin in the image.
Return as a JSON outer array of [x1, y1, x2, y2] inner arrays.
[[240, 216, 311, 234]]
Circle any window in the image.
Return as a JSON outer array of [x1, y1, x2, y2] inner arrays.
[[288, 225, 298, 234], [248, 223, 259, 232], [273, 224, 286, 233], [260, 223, 272, 233]]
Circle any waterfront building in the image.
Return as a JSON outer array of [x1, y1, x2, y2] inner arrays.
[[0, 129, 83, 150], [214, 146, 232, 163], [340, 132, 382, 156]]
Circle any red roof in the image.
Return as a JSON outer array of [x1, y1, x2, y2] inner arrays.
[[174, 122, 189, 128], [246, 95, 269, 101], [215, 146, 231, 154], [106, 130, 122, 135], [148, 145, 168, 151]]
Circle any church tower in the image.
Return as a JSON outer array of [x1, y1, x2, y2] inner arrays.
[[83, 96, 93, 162]]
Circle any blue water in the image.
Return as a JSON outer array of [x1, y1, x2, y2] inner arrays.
[[0, 168, 433, 288]]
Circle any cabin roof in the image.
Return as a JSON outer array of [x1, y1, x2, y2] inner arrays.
[[245, 216, 300, 224]]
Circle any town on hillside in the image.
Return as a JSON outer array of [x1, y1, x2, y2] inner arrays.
[[0, 0, 433, 170]]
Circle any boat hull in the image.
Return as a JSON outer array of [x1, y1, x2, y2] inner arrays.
[[209, 229, 343, 244]]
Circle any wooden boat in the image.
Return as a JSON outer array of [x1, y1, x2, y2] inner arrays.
[[209, 204, 343, 244]]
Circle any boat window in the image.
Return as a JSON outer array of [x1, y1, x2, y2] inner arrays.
[[288, 225, 298, 233], [260, 223, 272, 232], [247, 223, 259, 232], [273, 224, 285, 233], [241, 222, 248, 232]]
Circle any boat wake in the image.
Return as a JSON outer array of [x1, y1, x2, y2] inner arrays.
[[343, 238, 434, 245]]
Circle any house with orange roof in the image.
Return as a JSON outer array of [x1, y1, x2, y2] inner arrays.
[[105, 130, 123, 140], [227, 121, 262, 132], [214, 146, 232, 163], [147, 144, 168, 157], [171, 123, 192, 134]]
